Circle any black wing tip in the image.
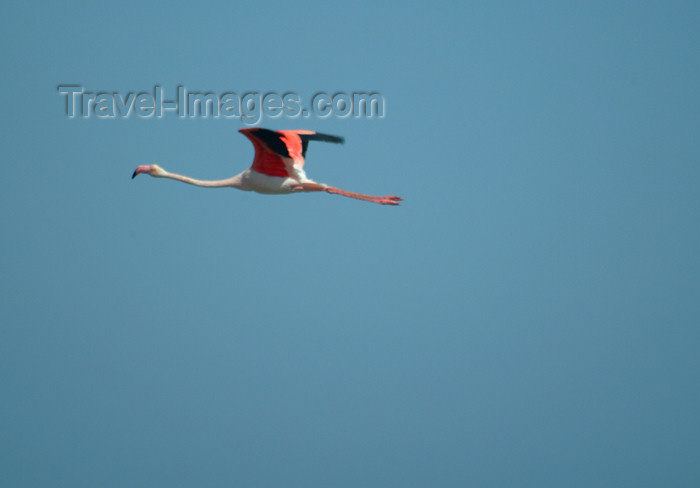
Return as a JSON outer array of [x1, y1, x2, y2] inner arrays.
[[239, 128, 344, 145], [308, 133, 345, 145]]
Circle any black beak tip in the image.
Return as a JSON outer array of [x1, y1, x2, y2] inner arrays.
[[131, 170, 138, 179]]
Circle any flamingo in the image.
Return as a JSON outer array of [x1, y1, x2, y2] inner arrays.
[[132, 128, 403, 205]]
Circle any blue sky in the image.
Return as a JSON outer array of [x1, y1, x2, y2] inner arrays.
[[2, 1, 699, 486]]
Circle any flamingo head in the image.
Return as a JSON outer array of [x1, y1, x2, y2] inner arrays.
[[131, 164, 165, 179]]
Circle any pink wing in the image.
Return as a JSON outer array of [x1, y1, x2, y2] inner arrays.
[[239, 128, 344, 177]]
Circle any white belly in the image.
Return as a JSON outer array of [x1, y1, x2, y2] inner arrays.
[[239, 169, 290, 194], [240, 169, 316, 194]]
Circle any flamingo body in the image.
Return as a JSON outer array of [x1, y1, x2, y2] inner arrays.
[[238, 167, 301, 194], [132, 128, 402, 205]]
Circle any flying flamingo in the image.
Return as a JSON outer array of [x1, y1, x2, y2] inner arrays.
[[132, 128, 402, 205]]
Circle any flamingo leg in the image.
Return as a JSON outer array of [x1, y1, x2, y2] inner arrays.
[[325, 186, 403, 205], [292, 182, 403, 206]]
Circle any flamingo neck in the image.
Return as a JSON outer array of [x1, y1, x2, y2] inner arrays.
[[158, 171, 245, 189]]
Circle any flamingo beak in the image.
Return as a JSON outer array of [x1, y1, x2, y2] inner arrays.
[[132, 165, 151, 179]]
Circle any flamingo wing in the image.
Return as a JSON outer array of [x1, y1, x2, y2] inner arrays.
[[239, 128, 344, 178]]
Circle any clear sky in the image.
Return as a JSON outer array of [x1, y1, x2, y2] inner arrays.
[[2, 1, 699, 487]]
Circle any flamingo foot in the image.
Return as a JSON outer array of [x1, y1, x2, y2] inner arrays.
[[374, 195, 403, 206]]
